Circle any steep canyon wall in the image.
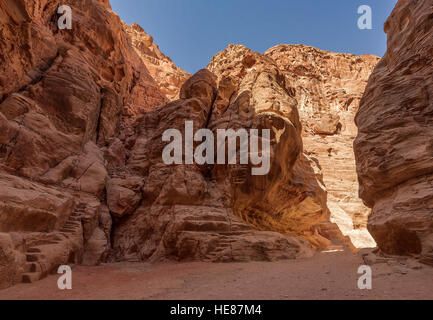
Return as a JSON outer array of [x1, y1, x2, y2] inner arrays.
[[0, 0, 385, 290], [354, 0, 433, 265]]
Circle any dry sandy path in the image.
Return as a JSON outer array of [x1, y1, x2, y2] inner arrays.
[[1, 251, 432, 300]]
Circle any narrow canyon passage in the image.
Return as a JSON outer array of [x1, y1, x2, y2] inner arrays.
[[263, 44, 379, 249], [1, 0, 432, 298], [304, 135, 376, 249]]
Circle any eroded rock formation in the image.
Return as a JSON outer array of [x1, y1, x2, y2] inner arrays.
[[266, 45, 379, 248], [125, 23, 190, 101], [354, 0, 433, 265], [0, 0, 383, 290], [113, 57, 343, 262], [208, 44, 378, 248], [0, 0, 169, 288]]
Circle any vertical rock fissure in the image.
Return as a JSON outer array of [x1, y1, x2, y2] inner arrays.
[[95, 88, 104, 145], [204, 88, 218, 129]]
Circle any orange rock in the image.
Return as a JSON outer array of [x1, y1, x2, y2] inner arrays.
[[113, 68, 319, 262], [125, 23, 190, 101], [209, 44, 378, 249], [0, 0, 168, 288], [0, 0, 385, 290], [354, 0, 433, 263]]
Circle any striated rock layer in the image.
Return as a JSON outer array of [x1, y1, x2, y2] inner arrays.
[[113, 66, 329, 262], [355, 0, 433, 265], [0, 0, 381, 289], [0, 0, 173, 289], [266, 45, 379, 248], [125, 23, 190, 101], [208, 44, 378, 248]]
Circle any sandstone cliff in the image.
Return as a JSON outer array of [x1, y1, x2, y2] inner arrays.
[[354, 0, 433, 265], [0, 0, 382, 290], [0, 0, 326, 289], [113, 66, 329, 262], [0, 0, 171, 289], [125, 23, 190, 101], [208, 44, 378, 248], [265, 45, 379, 248]]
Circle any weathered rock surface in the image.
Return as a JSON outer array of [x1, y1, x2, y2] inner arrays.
[[0, 0, 170, 288], [209, 44, 378, 248], [0, 173, 75, 233], [354, 0, 433, 264], [0, 233, 26, 289], [113, 68, 321, 262], [208, 47, 327, 234], [265, 45, 379, 137], [265, 45, 379, 248], [106, 176, 144, 218], [125, 23, 190, 101], [0, 0, 384, 290]]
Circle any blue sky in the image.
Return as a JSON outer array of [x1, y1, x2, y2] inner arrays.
[[111, 0, 398, 74]]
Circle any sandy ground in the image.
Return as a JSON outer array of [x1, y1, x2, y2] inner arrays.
[[1, 250, 432, 300]]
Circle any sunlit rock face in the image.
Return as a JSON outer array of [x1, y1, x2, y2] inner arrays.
[[125, 23, 190, 101], [207, 45, 330, 236], [265, 44, 379, 248], [0, 0, 170, 289], [355, 0, 433, 264], [208, 44, 378, 248], [0, 0, 381, 290], [113, 68, 326, 263]]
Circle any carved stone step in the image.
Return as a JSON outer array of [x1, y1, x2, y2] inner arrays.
[[25, 253, 44, 262], [182, 220, 231, 232], [24, 262, 41, 273], [22, 272, 42, 284], [33, 240, 60, 246], [64, 221, 81, 226], [62, 227, 78, 231]]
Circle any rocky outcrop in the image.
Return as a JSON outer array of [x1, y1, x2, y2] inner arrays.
[[265, 45, 379, 248], [354, 0, 433, 264], [0, 0, 383, 289], [208, 47, 328, 233], [0, 0, 168, 288], [113, 68, 324, 262], [209, 44, 378, 248], [125, 23, 190, 101], [265, 45, 379, 137], [113, 43, 384, 261], [0, 0, 323, 288], [0, 0, 167, 177]]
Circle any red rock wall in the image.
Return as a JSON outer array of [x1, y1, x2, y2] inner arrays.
[[354, 0, 433, 264], [265, 45, 379, 248], [125, 23, 190, 101], [209, 44, 379, 248], [0, 0, 383, 290], [0, 0, 169, 289]]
